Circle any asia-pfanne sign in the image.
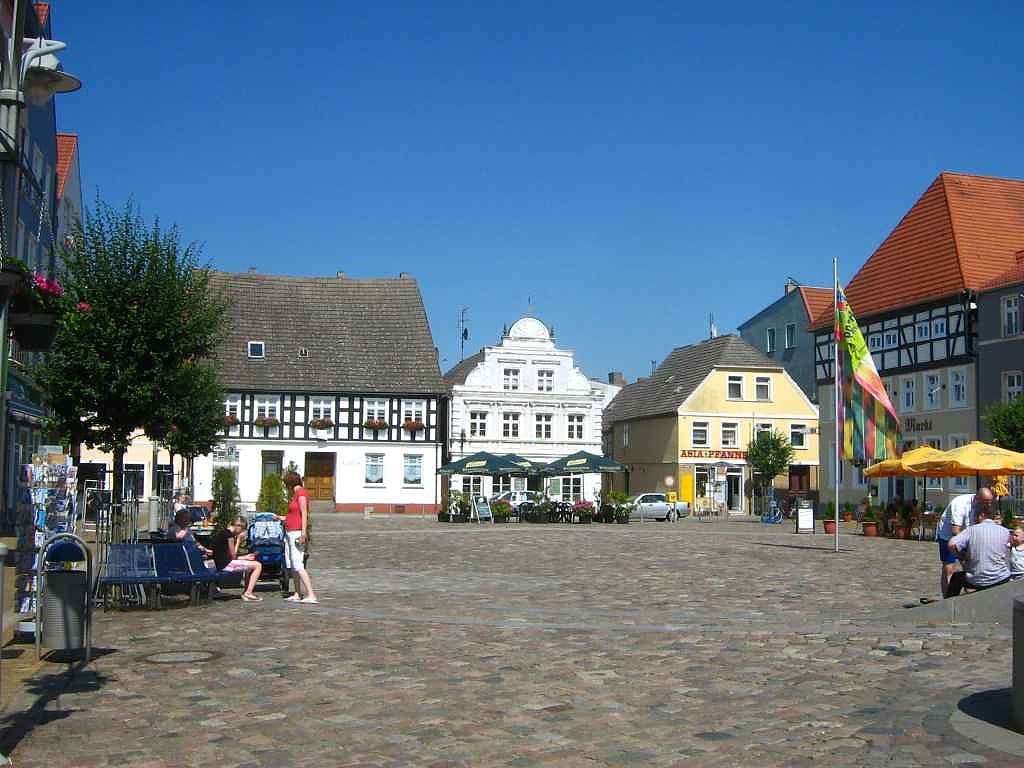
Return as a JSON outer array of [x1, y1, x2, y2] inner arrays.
[[679, 449, 747, 459]]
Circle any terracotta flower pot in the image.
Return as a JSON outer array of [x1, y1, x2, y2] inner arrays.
[[894, 525, 911, 540], [862, 521, 879, 537], [823, 519, 837, 535], [842, 512, 853, 522]]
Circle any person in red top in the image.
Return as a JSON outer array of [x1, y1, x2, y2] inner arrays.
[[281, 471, 318, 603]]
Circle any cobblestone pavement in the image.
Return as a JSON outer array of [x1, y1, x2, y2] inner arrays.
[[3, 516, 1022, 767]]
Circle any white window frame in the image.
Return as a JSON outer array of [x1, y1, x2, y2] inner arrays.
[[1003, 295, 1021, 337], [868, 333, 882, 351], [535, 413, 552, 440], [785, 323, 796, 349], [915, 322, 931, 341], [310, 396, 334, 422], [949, 434, 970, 490], [901, 376, 916, 413], [692, 421, 709, 447], [1004, 371, 1024, 402], [364, 398, 388, 421], [461, 476, 483, 497], [536, 369, 554, 392], [883, 330, 899, 348], [403, 454, 423, 486], [225, 395, 241, 437], [502, 412, 520, 438], [721, 422, 738, 448], [469, 411, 487, 437], [567, 413, 584, 440], [402, 399, 426, 423], [932, 318, 947, 337], [247, 340, 265, 359], [755, 376, 771, 401], [923, 372, 942, 411], [622, 423, 630, 448], [503, 368, 520, 391], [254, 396, 280, 437], [756, 422, 772, 440], [950, 368, 967, 407], [365, 453, 385, 485], [727, 375, 743, 400], [790, 423, 807, 449], [766, 327, 776, 353]]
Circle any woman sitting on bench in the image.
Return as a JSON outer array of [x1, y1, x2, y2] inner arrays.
[[211, 516, 264, 602]]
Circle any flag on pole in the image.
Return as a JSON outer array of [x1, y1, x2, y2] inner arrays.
[[835, 285, 901, 462]]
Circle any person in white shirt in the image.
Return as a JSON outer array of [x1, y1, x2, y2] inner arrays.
[[1009, 527, 1024, 581], [937, 488, 993, 598]]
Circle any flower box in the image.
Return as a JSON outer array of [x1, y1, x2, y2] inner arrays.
[[309, 418, 334, 430], [403, 419, 426, 432], [253, 416, 279, 429], [223, 414, 239, 428], [363, 419, 388, 431]]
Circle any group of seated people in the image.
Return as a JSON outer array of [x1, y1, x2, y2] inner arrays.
[[938, 487, 1024, 598], [166, 507, 263, 602]]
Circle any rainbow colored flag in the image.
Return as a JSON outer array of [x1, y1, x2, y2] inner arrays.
[[835, 286, 901, 462]]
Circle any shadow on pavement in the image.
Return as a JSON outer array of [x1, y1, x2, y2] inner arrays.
[[957, 688, 1017, 731], [0, 649, 116, 756], [757, 541, 857, 553]]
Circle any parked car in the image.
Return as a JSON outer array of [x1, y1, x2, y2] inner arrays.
[[491, 490, 542, 507], [627, 492, 685, 522]]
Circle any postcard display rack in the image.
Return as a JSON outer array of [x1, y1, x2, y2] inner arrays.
[[15, 454, 78, 635]]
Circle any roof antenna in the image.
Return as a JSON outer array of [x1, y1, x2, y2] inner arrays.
[[458, 307, 470, 361], [650, 359, 656, 376], [709, 312, 718, 339]]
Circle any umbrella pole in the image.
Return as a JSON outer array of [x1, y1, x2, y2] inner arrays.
[[833, 257, 840, 553]]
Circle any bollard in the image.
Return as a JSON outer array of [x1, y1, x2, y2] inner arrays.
[[1015, 596, 1024, 732]]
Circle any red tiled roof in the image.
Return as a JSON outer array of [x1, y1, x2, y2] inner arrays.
[[798, 286, 833, 324], [34, 3, 49, 27], [55, 133, 77, 200], [981, 259, 1024, 292], [811, 172, 1024, 328]]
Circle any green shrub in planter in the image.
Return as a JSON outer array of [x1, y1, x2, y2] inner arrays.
[[492, 499, 513, 523]]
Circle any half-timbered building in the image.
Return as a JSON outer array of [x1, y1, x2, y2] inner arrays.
[[811, 172, 1024, 509], [191, 270, 448, 513]]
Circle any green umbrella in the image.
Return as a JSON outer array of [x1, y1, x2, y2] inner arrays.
[[540, 451, 626, 476], [502, 454, 543, 475], [437, 451, 524, 476]]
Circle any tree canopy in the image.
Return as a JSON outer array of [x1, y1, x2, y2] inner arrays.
[[34, 200, 229, 501], [985, 398, 1024, 453], [746, 429, 795, 511]]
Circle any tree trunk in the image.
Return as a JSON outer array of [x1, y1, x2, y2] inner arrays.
[[112, 444, 125, 507]]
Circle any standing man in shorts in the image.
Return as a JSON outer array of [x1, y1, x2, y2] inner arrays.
[[937, 487, 993, 597]]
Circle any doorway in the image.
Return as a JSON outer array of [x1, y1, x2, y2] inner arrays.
[[727, 468, 742, 512], [304, 452, 336, 501]]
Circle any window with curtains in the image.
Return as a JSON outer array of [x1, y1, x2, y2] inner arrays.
[[365, 454, 384, 484], [403, 455, 422, 485]]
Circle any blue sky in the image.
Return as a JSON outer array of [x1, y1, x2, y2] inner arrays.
[[51, 2, 1024, 382]]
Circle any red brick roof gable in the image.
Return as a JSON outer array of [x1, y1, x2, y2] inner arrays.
[[798, 286, 832, 324], [811, 172, 1024, 328], [55, 133, 77, 200]]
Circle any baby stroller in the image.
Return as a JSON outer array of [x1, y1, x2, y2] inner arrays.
[[248, 513, 291, 592]]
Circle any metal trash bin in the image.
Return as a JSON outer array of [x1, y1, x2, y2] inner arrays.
[[40, 570, 88, 651]]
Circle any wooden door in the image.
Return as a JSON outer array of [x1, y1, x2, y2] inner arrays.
[[304, 453, 335, 500]]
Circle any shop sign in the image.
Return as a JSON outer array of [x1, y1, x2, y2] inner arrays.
[[903, 417, 933, 433], [680, 449, 747, 459]]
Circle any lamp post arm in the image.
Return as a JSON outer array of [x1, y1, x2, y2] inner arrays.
[[19, 39, 67, 83]]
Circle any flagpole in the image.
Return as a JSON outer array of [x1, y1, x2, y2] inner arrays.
[[833, 257, 840, 553]]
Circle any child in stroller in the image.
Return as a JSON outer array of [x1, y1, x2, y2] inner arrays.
[[247, 513, 291, 593]]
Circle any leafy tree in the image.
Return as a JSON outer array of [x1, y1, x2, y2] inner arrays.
[[211, 466, 240, 530], [34, 200, 229, 504], [747, 430, 795, 515], [157, 362, 226, 493], [985, 398, 1024, 452]]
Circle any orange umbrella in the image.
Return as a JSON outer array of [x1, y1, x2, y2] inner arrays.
[[903, 441, 1024, 476], [863, 445, 949, 478]]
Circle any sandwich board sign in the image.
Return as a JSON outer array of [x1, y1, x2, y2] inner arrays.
[[473, 497, 493, 523], [795, 499, 815, 534]]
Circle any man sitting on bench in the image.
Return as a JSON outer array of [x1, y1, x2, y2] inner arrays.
[[946, 500, 1010, 598]]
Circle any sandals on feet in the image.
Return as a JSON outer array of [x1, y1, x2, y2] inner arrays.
[[284, 594, 302, 602], [300, 597, 319, 604], [241, 594, 263, 602]]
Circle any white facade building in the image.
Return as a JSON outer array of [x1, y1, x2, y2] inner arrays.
[[444, 317, 620, 502]]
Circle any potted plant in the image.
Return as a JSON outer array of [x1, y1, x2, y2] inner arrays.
[[8, 269, 68, 351], [823, 516, 837, 535], [861, 507, 880, 537], [572, 500, 595, 524], [608, 490, 632, 524], [894, 504, 913, 539], [363, 418, 388, 431], [253, 415, 279, 429], [491, 499, 512, 523], [842, 502, 854, 523], [223, 414, 239, 428], [403, 419, 426, 432], [309, 417, 334, 430]]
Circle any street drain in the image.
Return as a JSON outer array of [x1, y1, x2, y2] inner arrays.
[[142, 650, 221, 664]]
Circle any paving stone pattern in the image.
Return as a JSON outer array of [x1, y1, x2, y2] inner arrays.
[[3, 517, 1022, 767]]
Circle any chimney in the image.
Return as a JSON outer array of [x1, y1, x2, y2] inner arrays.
[[784, 278, 799, 295], [608, 371, 626, 387], [336, 270, 346, 278], [399, 271, 410, 279], [247, 266, 257, 274]]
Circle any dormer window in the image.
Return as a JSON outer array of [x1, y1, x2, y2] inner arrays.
[[248, 341, 265, 359]]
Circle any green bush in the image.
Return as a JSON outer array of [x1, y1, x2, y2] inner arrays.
[[211, 467, 240, 531], [861, 507, 878, 522], [492, 499, 513, 522], [257, 474, 288, 516]]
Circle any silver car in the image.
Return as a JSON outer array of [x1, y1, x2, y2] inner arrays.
[[628, 493, 679, 522]]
